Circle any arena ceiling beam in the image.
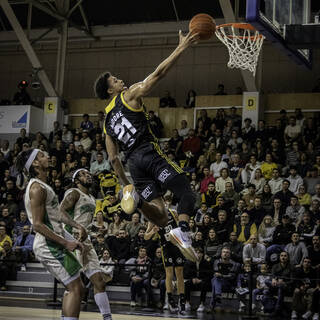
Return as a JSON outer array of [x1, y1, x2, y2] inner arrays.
[[30, 26, 55, 44], [0, 13, 6, 29], [26, 2, 31, 37], [171, 0, 179, 22], [67, 0, 83, 18], [8, 0, 55, 4], [78, 3, 92, 36], [0, 0, 57, 96], [54, 0, 69, 96], [23, 0, 98, 40], [219, 0, 258, 92]]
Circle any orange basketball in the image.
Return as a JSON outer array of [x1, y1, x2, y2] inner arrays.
[[189, 13, 216, 40]]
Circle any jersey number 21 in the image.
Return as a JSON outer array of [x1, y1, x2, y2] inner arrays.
[[114, 117, 137, 147]]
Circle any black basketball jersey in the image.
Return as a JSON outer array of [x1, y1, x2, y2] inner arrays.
[[158, 209, 178, 245], [104, 91, 156, 156]]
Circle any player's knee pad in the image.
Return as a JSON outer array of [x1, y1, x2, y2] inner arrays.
[[166, 174, 195, 216]]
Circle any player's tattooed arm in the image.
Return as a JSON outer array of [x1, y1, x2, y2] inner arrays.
[[60, 190, 88, 241], [105, 134, 130, 186], [30, 183, 83, 251]]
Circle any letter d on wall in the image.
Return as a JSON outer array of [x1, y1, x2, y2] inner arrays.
[[246, 97, 256, 110], [242, 92, 261, 128]]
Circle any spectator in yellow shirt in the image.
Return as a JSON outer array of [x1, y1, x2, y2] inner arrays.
[[0, 224, 12, 251], [260, 153, 277, 180], [233, 212, 257, 244], [297, 185, 312, 206]]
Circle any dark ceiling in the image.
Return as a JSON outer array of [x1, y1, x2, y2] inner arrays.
[[0, 0, 243, 31], [0, 1, 319, 32]]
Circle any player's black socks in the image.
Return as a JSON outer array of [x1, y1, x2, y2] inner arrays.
[[178, 221, 190, 232], [168, 293, 175, 304], [179, 294, 186, 312]]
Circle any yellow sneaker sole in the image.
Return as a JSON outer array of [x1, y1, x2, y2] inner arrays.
[[121, 184, 136, 215]]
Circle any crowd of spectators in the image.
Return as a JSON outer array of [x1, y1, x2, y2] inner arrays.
[[1, 107, 320, 318]]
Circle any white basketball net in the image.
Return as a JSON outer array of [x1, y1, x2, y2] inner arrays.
[[215, 24, 265, 76]]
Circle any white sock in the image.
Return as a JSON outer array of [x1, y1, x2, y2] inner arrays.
[[94, 292, 112, 320], [64, 318, 78, 320], [61, 316, 64, 320]]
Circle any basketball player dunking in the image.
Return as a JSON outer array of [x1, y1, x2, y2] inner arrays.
[[16, 149, 86, 320], [60, 168, 112, 320], [94, 31, 200, 262]]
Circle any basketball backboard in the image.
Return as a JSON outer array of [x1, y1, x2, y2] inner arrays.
[[246, 0, 319, 69]]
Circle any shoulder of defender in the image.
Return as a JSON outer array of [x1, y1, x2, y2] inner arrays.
[[63, 188, 80, 203], [29, 181, 46, 199]]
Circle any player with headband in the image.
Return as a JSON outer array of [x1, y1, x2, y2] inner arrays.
[[16, 149, 87, 320], [60, 168, 112, 320]]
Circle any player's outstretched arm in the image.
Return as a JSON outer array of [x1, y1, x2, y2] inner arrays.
[[30, 183, 82, 251], [60, 190, 87, 241], [105, 134, 130, 186], [125, 31, 199, 101]]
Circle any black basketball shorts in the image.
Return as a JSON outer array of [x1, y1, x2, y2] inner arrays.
[[127, 141, 184, 202], [161, 242, 185, 267]]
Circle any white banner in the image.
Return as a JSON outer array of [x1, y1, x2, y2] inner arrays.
[[242, 92, 261, 128], [43, 97, 61, 134], [0, 105, 30, 134]]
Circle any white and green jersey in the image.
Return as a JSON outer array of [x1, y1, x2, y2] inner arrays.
[[62, 188, 101, 277], [25, 178, 63, 235], [63, 188, 96, 231], [25, 178, 81, 285]]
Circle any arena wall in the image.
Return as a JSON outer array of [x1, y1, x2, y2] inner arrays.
[[0, 28, 319, 107], [67, 93, 320, 137]]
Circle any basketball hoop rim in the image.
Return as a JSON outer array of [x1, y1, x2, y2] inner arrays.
[[216, 23, 264, 40]]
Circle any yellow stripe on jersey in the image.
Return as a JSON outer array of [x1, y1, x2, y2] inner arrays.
[[120, 91, 143, 112], [151, 141, 183, 174], [168, 208, 179, 224], [144, 109, 159, 143], [103, 120, 107, 135], [160, 245, 166, 267], [105, 95, 117, 114]]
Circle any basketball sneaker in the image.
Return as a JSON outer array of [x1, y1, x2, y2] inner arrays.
[[185, 302, 191, 311], [238, 301, 246, 312], [169, 227, 198, 262], [302, 311, 312, 319], [168, 297, 178, 313], [130, 301, 136, 307], [121, 184, 140, 214], [197, 303, 205, 313]]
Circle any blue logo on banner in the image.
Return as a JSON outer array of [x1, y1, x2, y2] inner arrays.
[[12, 111, 27, 128]]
